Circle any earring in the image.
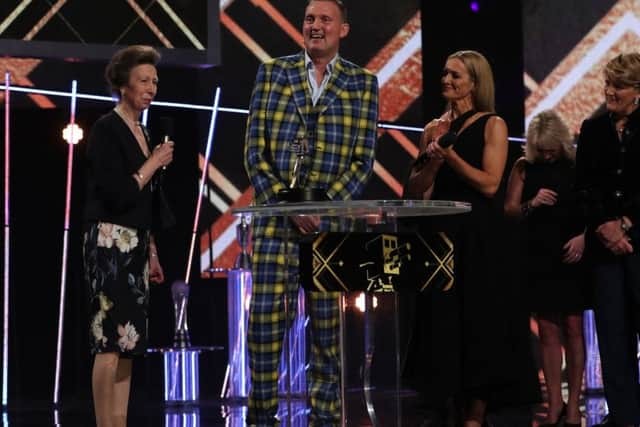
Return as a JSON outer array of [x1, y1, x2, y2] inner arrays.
[[634, 97, 639, 105]]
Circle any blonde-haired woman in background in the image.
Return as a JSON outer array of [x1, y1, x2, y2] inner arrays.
[[504, 110, 587, 427]]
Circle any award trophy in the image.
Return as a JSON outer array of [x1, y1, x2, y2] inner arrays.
[[171, 280, 191, 347], [277, 137, 326, 202], [234, 215, 251, 270]]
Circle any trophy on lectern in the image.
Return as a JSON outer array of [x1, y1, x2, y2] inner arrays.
[[277, 136, 326, 202]]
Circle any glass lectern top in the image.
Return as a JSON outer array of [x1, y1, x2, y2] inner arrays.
[[232, 199, 471, 219]]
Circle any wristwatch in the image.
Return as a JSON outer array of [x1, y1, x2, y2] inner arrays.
[[621, 218, 632, 233]]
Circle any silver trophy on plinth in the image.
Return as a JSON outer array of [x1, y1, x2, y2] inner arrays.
[[171, 280, 191, 348], [234, 216, 251, 270], [277, 136, 326, 202]]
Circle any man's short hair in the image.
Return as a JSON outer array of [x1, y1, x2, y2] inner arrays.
[[307, 0, 348, 23]]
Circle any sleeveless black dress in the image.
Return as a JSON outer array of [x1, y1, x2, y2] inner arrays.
[[521, 160, 588, 313], [404, 114, 540, 408]]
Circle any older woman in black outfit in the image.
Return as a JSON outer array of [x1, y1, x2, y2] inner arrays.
[[83, 45, 174, 427], [504, 110, 586, 427], [575, 52, 640, 427], [405, 50, 539, 427]]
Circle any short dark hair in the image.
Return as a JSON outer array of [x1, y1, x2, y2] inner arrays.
[[307, 0, 348, 22], [105, 45, 160, 96], [604, 52, 640, 89]]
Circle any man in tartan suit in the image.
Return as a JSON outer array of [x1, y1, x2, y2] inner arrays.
[[243, 0, 379, 425]]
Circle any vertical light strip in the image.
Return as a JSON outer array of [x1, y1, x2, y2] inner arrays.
[[584, 310, 603, 391], [2, 72, 11, 407], [190, 351, 197, 399], [181, 352, 186, 399], [185, 87, 221, 282], [53, 80, 78, 405], [163, 354, 169, 401]]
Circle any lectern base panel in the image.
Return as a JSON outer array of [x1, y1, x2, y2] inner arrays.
[[300, 232, 455, 293]]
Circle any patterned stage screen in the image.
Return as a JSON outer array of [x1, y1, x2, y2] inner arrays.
[[205, 0, 638, 274], [523, 0, 636, 134], [0, 0, 220, 65]]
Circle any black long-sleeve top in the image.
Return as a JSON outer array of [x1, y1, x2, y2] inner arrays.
[[575, 107, 640, 258], [84, 111, 158, 230]]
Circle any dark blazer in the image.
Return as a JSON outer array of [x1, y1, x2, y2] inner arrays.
[[84, 111, 171, 231], [575, 107, 640, 258]]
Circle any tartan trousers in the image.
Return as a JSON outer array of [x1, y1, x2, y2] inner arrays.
[[247, 236, 341, 426]]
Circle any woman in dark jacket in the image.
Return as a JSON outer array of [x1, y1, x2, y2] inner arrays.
[[575, 52, 640, 427], [83, 45, 174, 427]]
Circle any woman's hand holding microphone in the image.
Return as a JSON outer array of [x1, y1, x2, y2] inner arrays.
[[151, 140, 174, 170], [134, 140, 174, 189]]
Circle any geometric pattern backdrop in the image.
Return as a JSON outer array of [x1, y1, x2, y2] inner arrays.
[[0, 0, 217, 64], [524, 0, 638, 133]]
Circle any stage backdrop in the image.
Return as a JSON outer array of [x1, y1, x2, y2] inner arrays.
[[523, 0, 636, 131], [0, 0, 423, 403], [4, 0, 631, 404]]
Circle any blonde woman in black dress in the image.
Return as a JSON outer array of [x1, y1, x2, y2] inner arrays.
[[504, 110, 587, 427], [405, 50, 539, 427]]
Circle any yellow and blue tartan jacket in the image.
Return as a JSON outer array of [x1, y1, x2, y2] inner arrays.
[[244, 52, 379, 240]]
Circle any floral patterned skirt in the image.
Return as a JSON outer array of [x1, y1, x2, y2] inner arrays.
[[83, 222, 150, 356]]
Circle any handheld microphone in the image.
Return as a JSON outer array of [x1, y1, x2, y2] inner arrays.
[[438, 131, 457, 148], [158, 116, 174, 171], [413, 132, 456, 170]]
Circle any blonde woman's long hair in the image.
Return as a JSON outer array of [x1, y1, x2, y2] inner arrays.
[[447, 50, 496, 113], [524, 110, 575, 164]]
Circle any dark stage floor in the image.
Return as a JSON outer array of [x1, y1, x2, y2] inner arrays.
[[2, 391, 609, 426]]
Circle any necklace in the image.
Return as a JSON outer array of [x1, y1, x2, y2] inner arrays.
[[114, 105, 141, 129], [114, 106, 150, 157], [615, 117, 627, 138]]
